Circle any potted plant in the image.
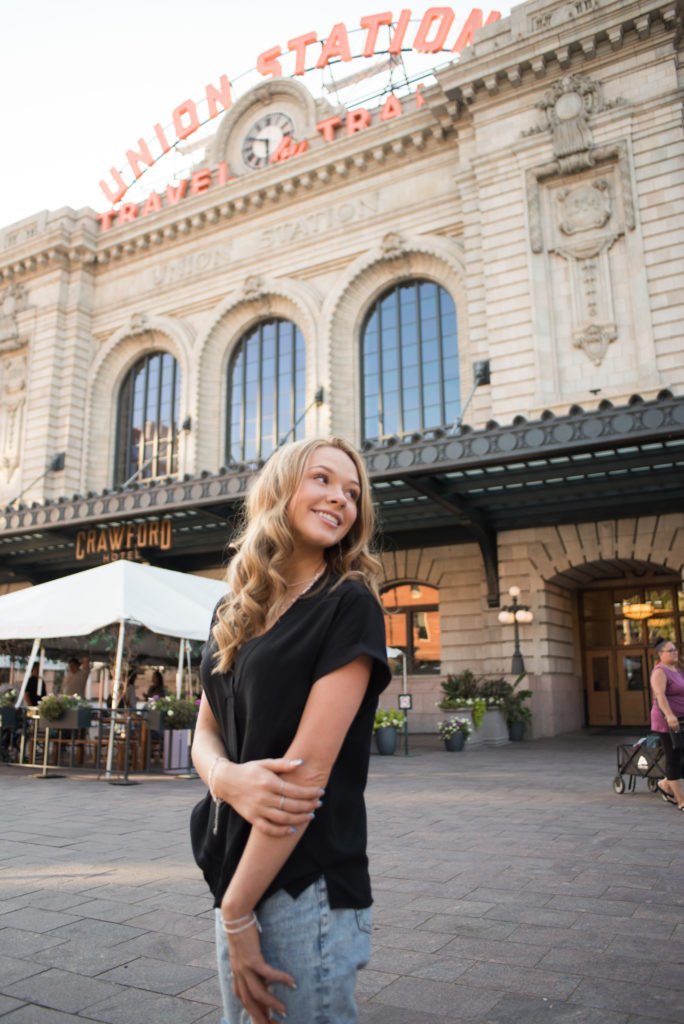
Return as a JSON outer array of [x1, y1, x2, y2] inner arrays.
[[37, 693, 92, 730], [437, 716, 471, 752], [502, 674, 532, 741], [0, 689, 18, 729], [373, 708, 405, 755], [150, 695, 200, 773], [146, 694, 199, 729], [437, 669, 479, 710]]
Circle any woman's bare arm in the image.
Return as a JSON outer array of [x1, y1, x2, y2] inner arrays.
[[192, 694, 322, 836]]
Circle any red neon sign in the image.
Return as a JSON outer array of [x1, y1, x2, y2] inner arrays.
[[98, 8, 500, 211]]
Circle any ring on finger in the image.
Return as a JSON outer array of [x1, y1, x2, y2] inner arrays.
[[279, 793, 285, 810]]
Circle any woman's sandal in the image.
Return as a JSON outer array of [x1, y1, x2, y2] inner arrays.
[[657, 782, 677, 805]]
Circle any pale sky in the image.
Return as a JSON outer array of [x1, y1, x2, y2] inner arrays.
[[1, 1, 513, 230]]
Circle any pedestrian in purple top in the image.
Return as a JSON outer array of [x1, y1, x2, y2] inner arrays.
[[650, 636, 684, 809]]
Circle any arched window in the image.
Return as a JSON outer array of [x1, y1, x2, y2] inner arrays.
[[382, 583, 441, 675], [227, 318, 306, 463], [115, 351, 180, 484], [361, 280, 459, 441]]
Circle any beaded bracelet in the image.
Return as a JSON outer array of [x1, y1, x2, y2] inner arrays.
[[221, 911, 262, 935]]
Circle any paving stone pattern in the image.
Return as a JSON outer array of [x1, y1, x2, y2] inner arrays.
[[1, 733, 683, 1023]]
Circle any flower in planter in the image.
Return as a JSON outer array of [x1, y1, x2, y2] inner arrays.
[[373, 708, 406, 732], [434, 695, 487, 728], [37, 694, 90, 721], [0, 689, 18, 708], [143, 694, 199, 729], [436, 716, 472, 740]]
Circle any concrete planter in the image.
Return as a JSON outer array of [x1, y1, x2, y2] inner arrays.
[[439, 707, 509, 749], [480, 708, 509, 746]]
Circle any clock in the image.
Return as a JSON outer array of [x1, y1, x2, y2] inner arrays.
[[241, 112, 295, 170]]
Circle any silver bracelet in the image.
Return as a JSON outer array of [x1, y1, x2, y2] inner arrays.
[[208, 755, 227, 803], [221, 911, 261, 935]]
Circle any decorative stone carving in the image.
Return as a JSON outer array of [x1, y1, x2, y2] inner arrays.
[[524, 73, 623, 174], [0, 349, 27, 482], [128, 312, 149, 335], [557, 180, 611, 235], [242, 275, 267, 301], [538, 74, 599, 156], [380, 232, 409, 260], [573, 322, 617, 366], [552, 230, 620, 367], [0, 284, 29, 351]]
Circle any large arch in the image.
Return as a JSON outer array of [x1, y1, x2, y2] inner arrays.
[[323, 231, 469, 442], [495, 515, 684, 736], [84, 314, 194, 492], [194, 276, 322, 472]]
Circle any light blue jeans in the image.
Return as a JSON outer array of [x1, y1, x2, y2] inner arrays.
[[215, 877, 371, 1023]]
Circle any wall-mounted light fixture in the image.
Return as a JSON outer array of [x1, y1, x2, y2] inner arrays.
[[7, 452, 66, 508]]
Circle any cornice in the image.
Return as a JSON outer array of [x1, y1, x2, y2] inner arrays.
[[436, 1, 680, 110], [0, 101, 455, 284]]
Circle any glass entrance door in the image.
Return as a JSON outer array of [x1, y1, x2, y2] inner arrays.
[[581, 582, 683, 728], [616, 649, 650, 726], [586, 652, 616, 726]]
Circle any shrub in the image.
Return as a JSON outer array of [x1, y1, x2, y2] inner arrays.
[[37, 694, 89, 721], [373, 708, 406, 732], [439, 669, 479, 706], [144, 694, 199, 728]]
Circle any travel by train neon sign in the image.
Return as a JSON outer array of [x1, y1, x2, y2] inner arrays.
[[97, 7, 500, 224]]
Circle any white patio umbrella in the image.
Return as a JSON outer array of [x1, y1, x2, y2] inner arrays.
[[0, 560, 226, 776]]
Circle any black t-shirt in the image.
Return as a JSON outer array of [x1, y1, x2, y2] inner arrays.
[[199, 576, 390, 910], [25, 675, 40, 705]]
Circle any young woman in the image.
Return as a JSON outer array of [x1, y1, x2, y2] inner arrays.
[[650, 637, 684, 809], [191, 437, 390, 1024]]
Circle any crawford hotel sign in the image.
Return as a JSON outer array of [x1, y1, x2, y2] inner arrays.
[[97, 7, 500, 230]]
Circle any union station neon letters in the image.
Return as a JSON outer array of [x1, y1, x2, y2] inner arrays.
[[98, 7, 500, 212]]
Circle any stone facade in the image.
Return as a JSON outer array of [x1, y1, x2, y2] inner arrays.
[[1, 0, 683, 737]]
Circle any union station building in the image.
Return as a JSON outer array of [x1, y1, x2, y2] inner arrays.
[[1, 0, 683, 735]]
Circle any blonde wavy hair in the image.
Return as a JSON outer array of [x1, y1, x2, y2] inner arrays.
[[212, 437, 383, 672]]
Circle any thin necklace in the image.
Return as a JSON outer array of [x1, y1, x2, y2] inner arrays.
[[281, 566, 325, 610], [286, 567, 325, 587]]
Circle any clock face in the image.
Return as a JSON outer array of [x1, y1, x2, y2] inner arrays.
[[241, 112, 295, 170]]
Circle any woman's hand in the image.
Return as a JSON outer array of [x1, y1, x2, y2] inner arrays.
[[216, 757, 322, 836], [666, 713, 681, 732], [223, 914, 294, 1024]]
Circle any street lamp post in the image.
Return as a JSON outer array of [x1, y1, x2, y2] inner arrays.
[[497, 586, 534, 675]]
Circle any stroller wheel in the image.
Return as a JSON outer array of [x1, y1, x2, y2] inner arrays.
[[647, 778, 659, 793], [613, 776, 626, 794]]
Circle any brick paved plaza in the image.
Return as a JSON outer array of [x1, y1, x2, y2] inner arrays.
[[1, 732, 683, 1024]]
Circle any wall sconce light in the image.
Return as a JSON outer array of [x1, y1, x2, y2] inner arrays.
[[410, 584, 422, 600]]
